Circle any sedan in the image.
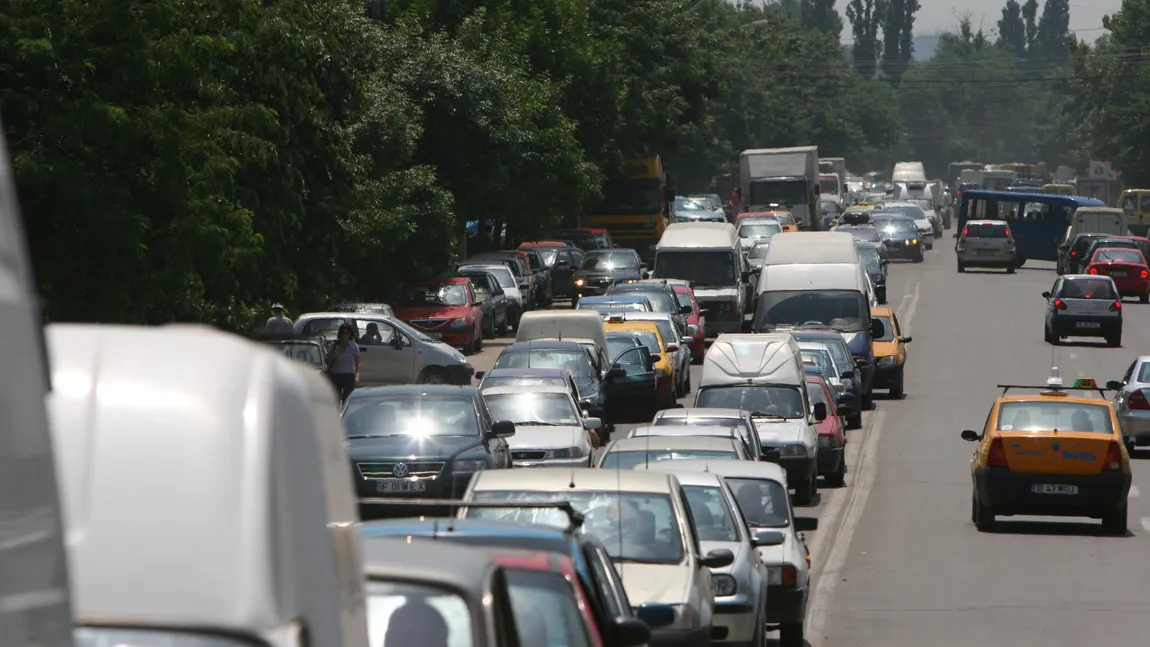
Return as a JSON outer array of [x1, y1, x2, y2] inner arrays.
[[481, 384, 602, 467], [1113, 355, 1150, 452]]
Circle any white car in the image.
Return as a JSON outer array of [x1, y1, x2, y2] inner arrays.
[[595, 435, 750, 469], [460, 467, 734, 647], [638, 466, 775, 647], [480, 384, 600, 467], [458, 263, 526, 327], [673, 460, 818, 647], [627, 423, 763, 462], [649, 408, 765, 461]]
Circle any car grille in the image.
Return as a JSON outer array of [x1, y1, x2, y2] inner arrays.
[[512, 450, 548, 461], [357, 461, 445, 479], [409, 319, 449, 329]]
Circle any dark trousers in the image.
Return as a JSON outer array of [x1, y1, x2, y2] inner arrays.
[[328, 372, 356, 403]]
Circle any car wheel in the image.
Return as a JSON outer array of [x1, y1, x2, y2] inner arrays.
[[913, 253, 924, 263], [779, 622, 804, 647], [1103, 502, 1128, 535], [1141, 293, 1149, 304], [1044, 324, 1053, 344], [1006, 266, 1016, 274], [497, 316, 509, 336], [957, 261, 965, 273], [473, 329, 483, 352], [684, 369, 692, 394], [420, 367, 449, 385], [793, 474, 815, 506], [889, 369, 904, 398], [826, 456, 847, 487], [973, 491, 995, 532], [1108, 333, 1122, 348], [847, 410, 863, 429]]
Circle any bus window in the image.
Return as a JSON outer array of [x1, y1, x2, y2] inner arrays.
[[1141, 194, 1150, 212]]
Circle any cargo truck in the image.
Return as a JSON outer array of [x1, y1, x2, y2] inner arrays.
[[582, 155, 672, 261], [819, 157, 847, 209], [739, 146, 820, 230]]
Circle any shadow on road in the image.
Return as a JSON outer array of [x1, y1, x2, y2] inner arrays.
[[986, 519, 1133, 538]]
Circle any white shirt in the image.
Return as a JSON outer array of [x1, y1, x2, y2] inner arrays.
[[265, 314, 294, 335]]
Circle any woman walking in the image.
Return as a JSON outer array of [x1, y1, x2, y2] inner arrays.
[[327, 324, 361, 403]]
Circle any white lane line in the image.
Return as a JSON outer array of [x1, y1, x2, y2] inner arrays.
[[1131, 485, 1140, 498], [1140, 517, 1150, 533]]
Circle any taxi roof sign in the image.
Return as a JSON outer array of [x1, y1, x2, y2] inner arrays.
[[1073, 377, 1098, 389], [605, 314, 626, 324]]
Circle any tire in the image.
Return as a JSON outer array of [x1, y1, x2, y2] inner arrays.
[[1044, 324, 1053, 344], [847, 410, 863, 429], [484, 317, 495, 339], [826, 455, 847, 487], [1141, 293, 1149, 304], [862, 391, 874, 410], [957, 261, 965, 273], [779, 622, 804, 647], [1006, 266, 1016, 274], [913, 253, 924, 263], [793, 472, 816, 506], [1102, 502, 1128, 535], [684, 369, 692, 394], [473, 329, 483, 352], [420, 367, 450, 385], [889, 368, 904, 398], [1108, 333, 1122, 348], [973, 491, 995, 532], [496, 315, 509, 337]]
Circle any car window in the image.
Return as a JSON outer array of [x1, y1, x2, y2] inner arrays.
[[682, 485, 741, 542], [964, 223, 1008, 238], [582, 251, 640, 270], [300, 317, 352, 337], [726, 477, 791, 528], [342, 395, 480, 438], [1058, 279, 1116, 299], [505, 569, 592, 647], [481, 377, 566, 391], [584, 544, 628, 618], [627, 330, 662, 354], [800, 349, 836, 374], [748, 243, 770, 259], [1093, 249, 1145, 264], [874, 316, 896, 341], [805, 381, 829, 406], [695, 386, 806, 418], [483, 392, 581, 426], [1137, 362, 1150, 384], [367, 581, 473, 647], [996, 401, 1114, 433], [357, 319, 399, 346], [496, 350, 593, 377], [599, 448, 738, 469], [738, 223, 781, 238], [610, 289, 675, 314]]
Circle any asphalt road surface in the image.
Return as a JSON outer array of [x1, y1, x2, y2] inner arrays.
[[468, 236, 1150, 647]]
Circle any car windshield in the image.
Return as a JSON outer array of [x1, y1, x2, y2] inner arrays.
[[623, 331, 661, 354], [582, 251, 640, 271], [578, 301, 649, 313], [996, 401, 1114, 434], [535, 249, 560, 265], [748, 243, 770, 259], [505, 570, 593, 647], [599, 448, 738, 469], [465, 267, 516, 288], [820, 178, 839, 193], [683, 485, 741, 542], [300, 317, 350, 336], [840, 227, 881, 242], [270, 342, 324, 367], [738, 223, 781, 238], [641, 319, 677, 348], [1059, 279, 1117, 299], [653, 251, 736, 288], [873, 217, 916, 234], [75, 629, 263, 647], [806, 381, 829, 405], [482, 377, 566, 391], [726, 477, 791, 528], [857, 245, 882, 269], [695, 386, 806, 418], [483, 392, 580, 426], [965, 223, 1008, 238], [366, 581, 473, 647], [1072, 235, 1106, 252], [795, 336, 851, 366], [774, 212, 796, 225], [675, 196, 708, 211], [801, 349, 836, 375], [1093, 249, 1145, 264], [495, 350, 592, 377], [874, 316, 896, 341], [882, 204, 925, 219], [468, 490, 686, 564], [609, 289, 677, 314], [756, 290, 867, 332], [342, 395, 479, 438]]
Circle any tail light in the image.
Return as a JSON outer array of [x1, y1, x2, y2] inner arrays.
[[781, 565, 797, 587], [1110, 300, 1122, 312], [1089, 267, 1098, 275], [1141, 270, 1148, 279], [1071, 251, 1078, 257], [987, 437, 1008, 467], [1004, 226, 1013, 239], [1104, 440, 1123, 470], [1127, 389, 1150, 410], [1053, 299, 1067, 310], [962, 227, 969, 238]]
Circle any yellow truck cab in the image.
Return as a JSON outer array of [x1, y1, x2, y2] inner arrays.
[[1119, 188, 1150, 236], [582, 155, 671, 261], [961, 370, 1131, 534]]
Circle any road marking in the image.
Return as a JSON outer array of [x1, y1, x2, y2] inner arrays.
[[1140, 517, 1150, 533], [1069, 352, 1078, 360], [1131, 485, 1140, 498]]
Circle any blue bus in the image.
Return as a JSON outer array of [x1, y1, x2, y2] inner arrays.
[[956, 190, 1105, 264]]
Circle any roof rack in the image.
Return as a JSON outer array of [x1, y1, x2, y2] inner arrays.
[[358, 498, 585, 528], [997, 371, 1119, 398]]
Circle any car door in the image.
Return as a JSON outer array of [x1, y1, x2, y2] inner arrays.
[[489, 279, 509, 326], [357, 317, 417, 384], [480, 399, 512, 468], [602, 346, 657, 420], [1115, 359, 1139, 414]]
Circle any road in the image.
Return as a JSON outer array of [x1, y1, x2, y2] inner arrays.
[[468, 237, 1150, 647]]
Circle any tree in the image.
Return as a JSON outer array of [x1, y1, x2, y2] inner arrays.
[[880, 0, 919, 84], [846, 0, 885, 77], [801, 0, 845, 40], [1036, 0, 1071, 62], [1022, 0, 1039, 54], [996, 0, 1027, 58]]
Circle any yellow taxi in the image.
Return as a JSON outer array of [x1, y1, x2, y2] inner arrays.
[[772, 210, 799, 232], [870, 306, 911, 398], [961, 370, 1132, 534], [605, 319, 677, 407]]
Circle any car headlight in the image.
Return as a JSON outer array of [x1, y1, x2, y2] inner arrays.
[[451, 317, 467, 327], [878, 356, 897, 367], [765, 564, 798, 587], [452, 460, 488, 473], [574, 278, 585, 286], [711, 574, 737, 597], [779, 444, 809, 457], [546, 447, 584, 459], [818, 435, 837, 448]]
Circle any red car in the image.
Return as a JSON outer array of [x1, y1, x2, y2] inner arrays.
[[394, 276, 484, 353], [806, 374, 847, 487], [1086, 247, 1150, 302], [485, 549, 606, 647], [670, 283, 706, 363]]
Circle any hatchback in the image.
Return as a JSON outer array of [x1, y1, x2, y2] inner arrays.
[[1042, 275, 1123, 346], [955, 220, 1017, 273]]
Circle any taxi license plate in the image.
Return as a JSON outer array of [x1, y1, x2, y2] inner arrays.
[[377, 480, 426, 493], [1111, 271, 1127, 277], [427, 332, 443, 339], [1076, 321, 1101, 329], [1032, 484, 1078, 495]]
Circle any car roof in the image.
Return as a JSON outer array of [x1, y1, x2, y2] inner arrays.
[[966, 219, 1008, 225], [996, 393, 1115, 405], [611, 282, 675, 294], [505, 339, 588, 351], [656, 407, 747, 420], [581, 295, 648, 302], [413, 276, 470, 286], [632, 465, 724, 487], [630, 424, 739, 436], [349, 384, 478, 398], [645, 459, 788, 485], [871, 306, 894, 316], [362, 518, 575, 545], [485, 368, 572, 378], [481, 384, 572, 396], [1062, 274, 1117, 282], [606, 435, 742, 452], [472, 466, 678, 494], [617, 311, 674, 322], [361, 536, 497, 592]]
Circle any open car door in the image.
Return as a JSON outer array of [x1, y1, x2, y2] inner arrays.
[[603, 345, 658, 422]]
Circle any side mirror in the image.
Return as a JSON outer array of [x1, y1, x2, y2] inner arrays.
[[794, 516, 818, 532], [952, 233, 960, 238], [392, 335, 405, 349], [750, 528, 786, 547], [1107, 380, 1124, 391], [472, 299, 483, 307], [583, 417, 603, 430], [699, 548, 735, 569], [837, 392, 856, 406], [580, 397, 594, 408], [813, 402, 827, 421], [881, 259, 889, 266], [475, 371, 486, 380], [842, 370, 855, 379], [900, 336, 913, 343], [666, 343, 680, 352], [635, 604, 676, 630], [679, 304, 693, 315], [490, 420, 516, 438], [607, 366, 627, 379], [611, 617, 652, 647], [686, 324, 699, 337], [870, 318, 883, 338], [680, 337, 695, 346], [960, 429, 981, 442], [1041, 291, 1052, 299]]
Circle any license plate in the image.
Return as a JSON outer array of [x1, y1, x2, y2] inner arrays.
[[427, 332, 443, 339], [977, 249, 996, 254], [376, 479, 426, 493], [1032, 484, 1078, 495], [1075, 321, 1101, 329], [1111, 271, 1127, 277]]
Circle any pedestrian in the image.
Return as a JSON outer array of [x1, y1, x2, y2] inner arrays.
[[728, 187, 742, 209], [264, 303, 294, 336], [326, 323, 361, 403]]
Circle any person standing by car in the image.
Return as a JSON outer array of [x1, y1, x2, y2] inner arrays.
[[264, 302, 294, 336], [327, 324, 361, 403]]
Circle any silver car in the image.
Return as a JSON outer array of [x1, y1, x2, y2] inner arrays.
[[638, 467, 773, 647], [1113, 355, 1150, 450], [481, 384, 601, 467], [955, 220, 1017, 273], [1042, 275, 1123, 346]]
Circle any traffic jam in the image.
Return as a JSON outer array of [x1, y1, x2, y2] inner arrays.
[[15, 156, 1150, 647]]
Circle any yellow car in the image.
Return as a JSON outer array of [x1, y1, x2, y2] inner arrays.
[[772, 210, 799, 232], [871, 306, 911, 397], [961, 372, 1132, 534], [605, 319, 677, 407]]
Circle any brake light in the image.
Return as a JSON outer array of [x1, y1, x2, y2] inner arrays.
[[1089, 267, 1098, 275], [1110, 300, 1122, 311], [1004, 226, 1012, 239], [962, 227, 969, 238], [781, 565, 797, 587], [1071, 251, 1078, 257], [1128, 389, 1150, 410], [987, 437, 1008, 467], [1141, 270, 1148, 279], [1105, 440, 1122, 470], [1053, 299, 1067, 310]]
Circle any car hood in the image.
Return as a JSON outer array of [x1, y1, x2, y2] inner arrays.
[[394, 304, 469, 320], [615, 562, 694, 605], [507, 424, 584, 450], [751, 418, 809, 447], [346, 434, 484, 461], [873, 340, 898, 358], [839, 331, 870, 357], [879, 231, 917, 242]]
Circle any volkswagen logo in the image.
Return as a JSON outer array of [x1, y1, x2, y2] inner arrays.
[[392, 462, 410, 478]]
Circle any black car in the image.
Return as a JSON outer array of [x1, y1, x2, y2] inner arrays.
[[343, 385, 516, 517], [835, 224, 882, 244], [1060, 232, 1111, 274], [525, 244, 584, 299], [549, 229, 605, 252], [872, 214, 924, 262], [856, 241, 888, 304], [493, 339, 656, 426], [574, 249, 647, 300]]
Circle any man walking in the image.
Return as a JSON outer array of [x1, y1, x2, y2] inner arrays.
[[264, 303, 295, 336]]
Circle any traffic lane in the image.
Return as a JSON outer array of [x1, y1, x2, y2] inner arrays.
[[813, 243, 1150, 647]]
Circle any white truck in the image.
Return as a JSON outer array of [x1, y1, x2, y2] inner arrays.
[[891, 161, 927, 184], [739, 146, 820, 230]]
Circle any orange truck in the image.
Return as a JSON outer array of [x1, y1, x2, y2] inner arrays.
[[581, 155, 671, 261]]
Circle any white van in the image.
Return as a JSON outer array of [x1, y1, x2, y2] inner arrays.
[[47, 324, 369, 647], [653, 222, 752, 335], [1060, 206, 1128, 252], [0, 123, 75, 646], [695, 333, 825, 504], [761, 231, 860, 266], [516, 309, 609, 368]]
